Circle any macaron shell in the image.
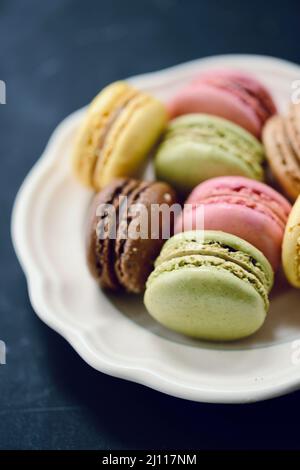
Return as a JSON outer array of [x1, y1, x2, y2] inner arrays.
[[168, 70, 276, 138], [167, 83, 261, 137], [155, 140, 262, 194], [168, 113, 264, 152], [72, 81, 167, 191], [282, 196, 300, 287], [73, 82, 136, 188], [187, 175, 292, 217], [285, 104, 300, 159], [197, 70, 277, 118], [263, 115, 300, 201], [144, 266, 266, 341], [155, 114, 264, 194], [94, 95, 167, 190]]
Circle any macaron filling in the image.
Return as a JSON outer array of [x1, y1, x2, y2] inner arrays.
[[156, 239, 271, 289]]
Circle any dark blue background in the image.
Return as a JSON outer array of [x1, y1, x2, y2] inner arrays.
[[2, 0, 300, 450]]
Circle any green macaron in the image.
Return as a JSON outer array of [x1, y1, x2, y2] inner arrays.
[[155, 114, 265, 194], [144, 230, 273, 341]]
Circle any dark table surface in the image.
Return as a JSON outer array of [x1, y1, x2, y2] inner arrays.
[[2, 0, 300, 450]]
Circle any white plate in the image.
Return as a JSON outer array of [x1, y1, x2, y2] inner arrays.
[[12, 54, 300, 403]]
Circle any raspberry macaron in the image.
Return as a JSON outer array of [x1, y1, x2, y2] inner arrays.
[[175, 176, 291, 270], [168, 69, 276, 138]]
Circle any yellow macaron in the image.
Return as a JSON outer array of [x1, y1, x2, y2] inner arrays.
[[72, 81, 167, 190], [282, 196, 300, 287]]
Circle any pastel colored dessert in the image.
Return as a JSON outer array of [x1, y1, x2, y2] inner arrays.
[[73, 81, 167, 191], [86, 178, 177, 293], [263, 104, 300, 201], [282, 196, 300, 287], [154, 114, 265, 194], [168, 69, 277, 138], [144, 230, 274, 341], [175, 176, 291, 270]]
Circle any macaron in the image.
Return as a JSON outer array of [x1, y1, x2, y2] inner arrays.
[[175, 176, 291, 270], [168, 69, 277, 138], [87, 178, 177, 293], [263, 104, 300, 201], [154, 114, 265, 194], [282, 196, 300, 287], [144, 230, 274, 341], [73, 81, 167, 191]]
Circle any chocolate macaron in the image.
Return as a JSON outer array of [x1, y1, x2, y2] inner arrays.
[[87, 178, 177, 293]]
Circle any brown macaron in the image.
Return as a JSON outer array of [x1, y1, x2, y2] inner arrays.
[[86, 178, 177, 293], [263, 104, 300, 201]]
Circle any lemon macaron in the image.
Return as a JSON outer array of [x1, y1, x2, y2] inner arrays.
[[72, 81, 167, 191], [282, 196, 300, 287]]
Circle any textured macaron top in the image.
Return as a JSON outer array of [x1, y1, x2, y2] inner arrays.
[[195, 70, 276, 126], [147, 230, 273, 309], [167, 69, 276, 137], [263, 104, 300, 201], [155, 114, 265, 185], [187, 176, 291, 230], [87, 178, 177, 293], [73, 81, 167, 190]]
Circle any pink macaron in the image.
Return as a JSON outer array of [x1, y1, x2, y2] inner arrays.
[[167, 69, 277, 138], [175, 176, 291, 270]]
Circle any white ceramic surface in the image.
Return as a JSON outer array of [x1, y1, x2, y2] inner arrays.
[[12, 55, 300, 403]]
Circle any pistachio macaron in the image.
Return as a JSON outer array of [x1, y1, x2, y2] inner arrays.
[[144, 230, 274, 341], [154, 114, 265, 194], [282, 196, 300, 287], [73, 81, 167, 191]]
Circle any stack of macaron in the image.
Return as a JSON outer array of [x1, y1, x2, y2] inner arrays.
[[71, 67, 300, 342], [175, 176, 291, 270]]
